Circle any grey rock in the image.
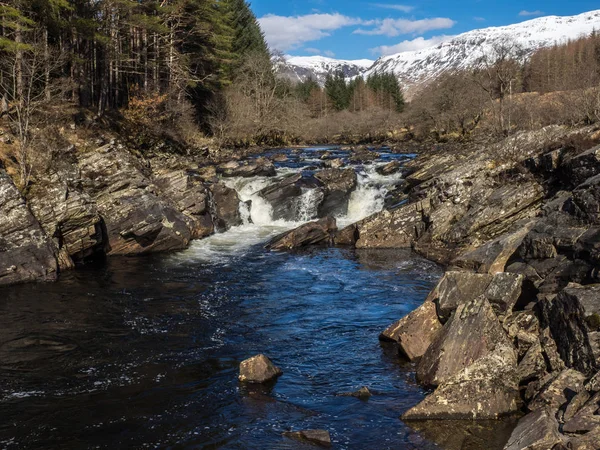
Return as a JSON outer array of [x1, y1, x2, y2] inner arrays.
[[503, 408, 563, 450], [210, 183, 242, 232], [314, 168, 357, 217], [379, 300, 442, 361], [238, 354, 282, 384], [267, 217, 337, 251], [0, 169, 58, 286], [417, 296, 516, 387]]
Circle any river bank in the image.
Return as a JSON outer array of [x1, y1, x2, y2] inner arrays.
[[2, 124, 600, 448]]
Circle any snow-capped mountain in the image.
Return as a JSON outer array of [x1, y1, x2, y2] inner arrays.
[[274, 55, 374, 86], [365, 9, 600, 98], [274, 10, 600, 99]]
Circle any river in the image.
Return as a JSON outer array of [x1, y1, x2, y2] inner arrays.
[[0, 147, 514, 449]]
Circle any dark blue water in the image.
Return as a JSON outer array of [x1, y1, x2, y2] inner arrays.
[[0, 245, 446, 449]]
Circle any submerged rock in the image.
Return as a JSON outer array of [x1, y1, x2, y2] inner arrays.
[[338, 386, 373, 399], [238, 354, 282, 384], [283, 429, 331, 447], [267, 217, 337, 251], [0, 168, 58, 286]]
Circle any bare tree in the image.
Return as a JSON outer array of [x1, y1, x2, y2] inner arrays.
[[0, 28, 67, 187], [474, 36, 525, 136]]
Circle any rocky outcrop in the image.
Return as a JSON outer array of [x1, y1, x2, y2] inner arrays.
[[0, 167, 58, 286], [267, 217, 336, 251], [364, 128, 600, 441], [238, 354, 283, 384], [27, 173, 105, 266], [78, 145, 194, 255], [153, 170, 214, 239]]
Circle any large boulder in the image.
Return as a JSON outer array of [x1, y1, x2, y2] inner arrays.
[[431, 272, 493, 323], [238, 354, 282, 384], [258, 173, 324, 222], [417, 296, 516, 387], [547, 284, 600, 374], [451, 222, 535, 274], [379, 300, 442, 360], [78, 144, 193, 255], [503, 408, 564, 450], [0, 168, 58, 286], [267, 217, 336, 251], [210, 182, 242, 232], [314, 168, 357, 217], [154, 170, 214, 238], [403, 346, 519, 420]]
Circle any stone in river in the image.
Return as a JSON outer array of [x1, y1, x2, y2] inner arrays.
[[283, 429, 332, 447], [238, 354, 283, 384]]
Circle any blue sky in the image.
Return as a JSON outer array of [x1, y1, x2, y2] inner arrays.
[[250, 1, 600, 60]]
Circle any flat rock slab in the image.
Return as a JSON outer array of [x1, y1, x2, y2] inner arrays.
[[503, 409, 563, 450], [239, 354, 282, 384], [379, 301, 442, 361], [283, 430, 332, 447], [563, 391, 600, 434]]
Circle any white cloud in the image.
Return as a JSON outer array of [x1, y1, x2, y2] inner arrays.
[[473, 17, 486, 22], [518, 10, 544, 17], [304, 47, 322, 54], [324, 50, 336, 57], [259, 13, 364, 51], [370, 34, 454, 56], [354, 17, 456, 37], [371, 3, 415, 13]]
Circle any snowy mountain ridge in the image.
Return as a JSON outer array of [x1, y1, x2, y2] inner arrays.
[[275, 9, 600, 98]]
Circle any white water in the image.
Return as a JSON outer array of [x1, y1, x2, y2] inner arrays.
[[179, 154, 405, 262]]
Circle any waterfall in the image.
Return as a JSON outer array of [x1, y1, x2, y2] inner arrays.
[[184, 148, 409, 260]]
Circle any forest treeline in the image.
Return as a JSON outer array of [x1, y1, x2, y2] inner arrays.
[[1, 0, 600, 186]]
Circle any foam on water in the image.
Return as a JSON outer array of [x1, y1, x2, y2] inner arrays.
[[183, 149, 406, 261]]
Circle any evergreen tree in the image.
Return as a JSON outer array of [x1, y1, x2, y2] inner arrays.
[[325, 70, 350, 111]]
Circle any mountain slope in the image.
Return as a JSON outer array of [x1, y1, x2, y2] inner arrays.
[[274, 55, 374, 85], [365, 9, 600, 98]]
